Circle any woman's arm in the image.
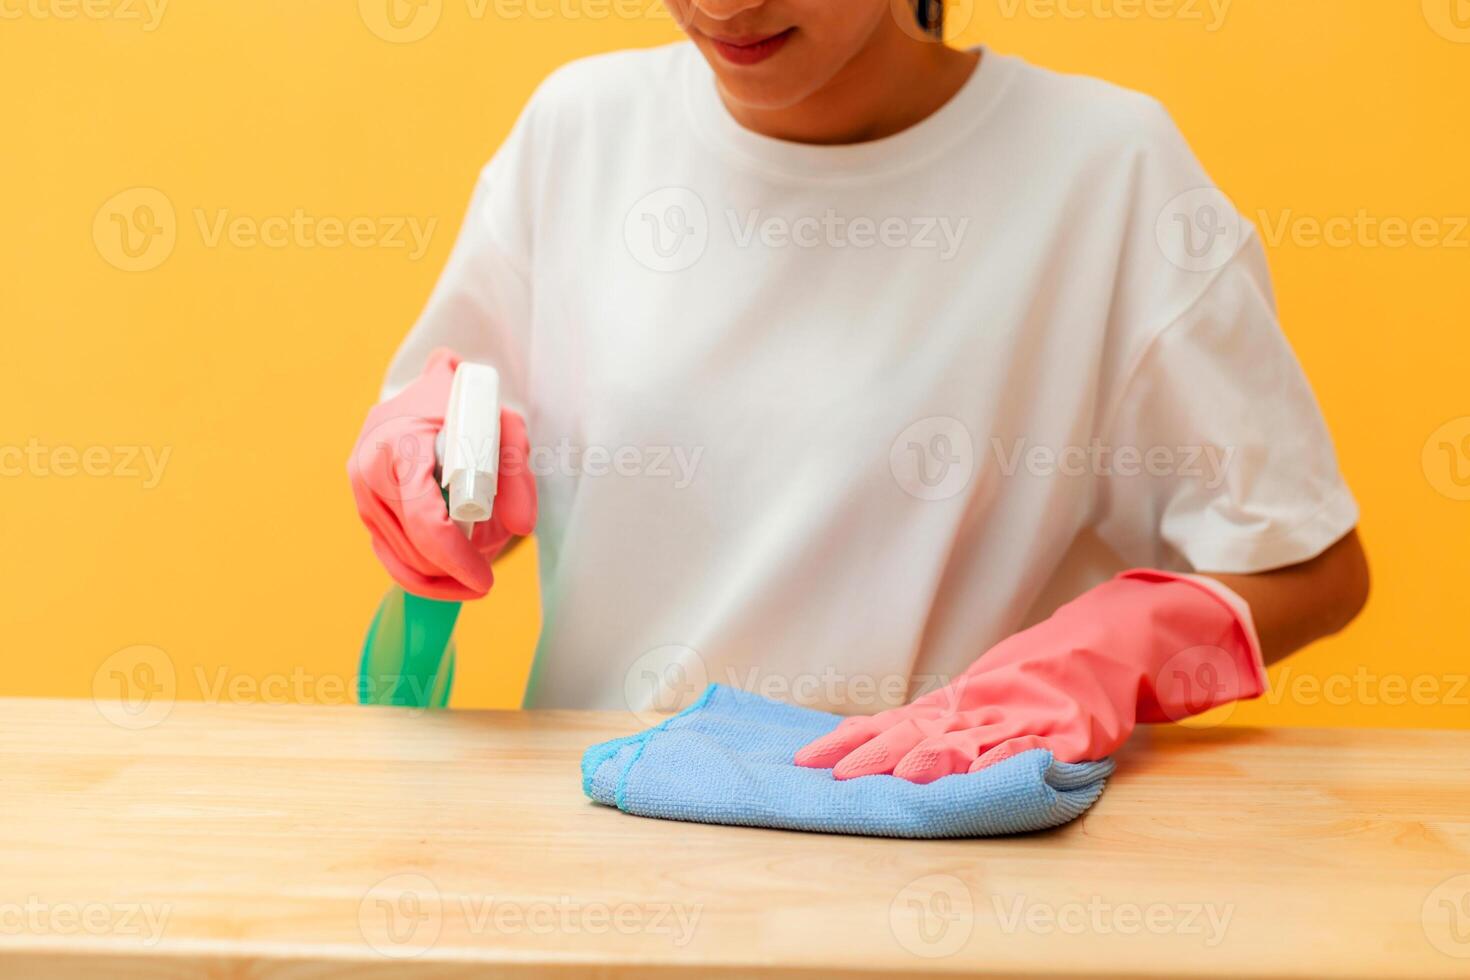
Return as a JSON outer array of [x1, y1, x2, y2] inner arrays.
[[794, 532, 1371, 781], [1201, 529, 1370, 666]]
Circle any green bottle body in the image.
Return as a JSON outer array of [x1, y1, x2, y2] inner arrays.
[[358, 586, 459, 708]]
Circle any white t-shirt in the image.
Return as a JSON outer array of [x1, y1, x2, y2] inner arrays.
[[383, 43, 1358, 715]]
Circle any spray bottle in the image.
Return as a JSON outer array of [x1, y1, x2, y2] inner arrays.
[[357, 362, 501, 708]]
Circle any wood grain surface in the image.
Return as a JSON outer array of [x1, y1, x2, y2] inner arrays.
[[2, 697, 1468, 978]]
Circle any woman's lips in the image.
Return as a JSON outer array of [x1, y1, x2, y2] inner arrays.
[[708, 28, 795, 67]]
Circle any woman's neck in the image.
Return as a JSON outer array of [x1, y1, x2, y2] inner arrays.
[[718, 32, 980, 146]]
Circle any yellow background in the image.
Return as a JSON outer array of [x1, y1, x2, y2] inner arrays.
[[2, 1, 1467, 727]]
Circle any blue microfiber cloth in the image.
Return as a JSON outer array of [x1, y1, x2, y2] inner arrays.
[[581, 684, 1114, 839]]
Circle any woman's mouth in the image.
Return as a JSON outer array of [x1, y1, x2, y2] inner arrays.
[[708, 28, 795, 67]]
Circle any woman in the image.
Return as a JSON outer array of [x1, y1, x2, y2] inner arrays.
[[350, 0, 1369, 783]]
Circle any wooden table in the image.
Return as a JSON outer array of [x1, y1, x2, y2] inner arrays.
[[2, 698, 1467, 978]]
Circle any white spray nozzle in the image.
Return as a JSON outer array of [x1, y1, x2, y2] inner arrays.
[[436, 361, 501, 538]]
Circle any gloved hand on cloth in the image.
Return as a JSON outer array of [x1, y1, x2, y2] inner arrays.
[[794, 570, 1267, 783]]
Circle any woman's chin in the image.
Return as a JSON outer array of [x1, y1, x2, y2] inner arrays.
[[712, 73, 823, 115]]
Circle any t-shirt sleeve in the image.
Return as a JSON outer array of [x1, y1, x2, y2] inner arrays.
[[379, 97, 541, 411], [1092, 233, 1359, 573]]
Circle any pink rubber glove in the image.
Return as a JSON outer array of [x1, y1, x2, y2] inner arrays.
[[794, 570, 1267, 783], [348, 347, 537, 601]]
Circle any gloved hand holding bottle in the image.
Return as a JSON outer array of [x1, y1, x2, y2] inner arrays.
[[793, 570, 1268, 783], [348, 347, 537, 601]]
